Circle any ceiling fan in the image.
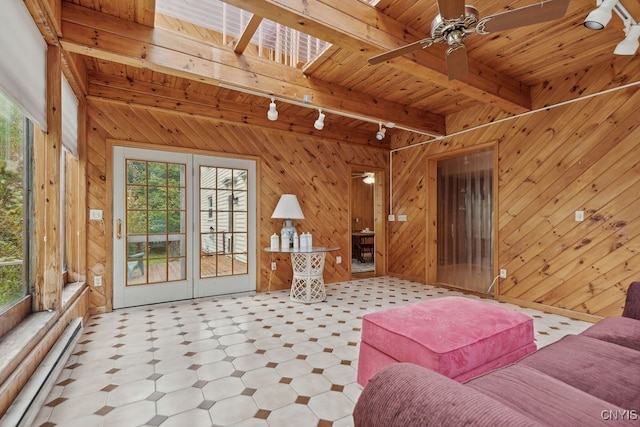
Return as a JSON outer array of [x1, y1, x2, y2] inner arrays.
[[368, 0, 570, 80], [352, 172, 376, 184]]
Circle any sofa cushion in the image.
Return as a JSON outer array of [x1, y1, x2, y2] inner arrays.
[[518, 334, 640, 410], [467, 364, 636, 426], [622, 282, 640, 320], [354, 363, 541, 427], [581, 316, 640, 351]]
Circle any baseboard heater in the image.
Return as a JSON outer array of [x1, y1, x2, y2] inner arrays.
[[1, 317, 83, 427]]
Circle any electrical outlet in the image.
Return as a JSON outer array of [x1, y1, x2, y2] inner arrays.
[[94, 275, 103, 287], [271, 261, 277, 271], [398, 214, 407, 222], [388, 214, 395, 221], [499, 269, 507, 279], [336, 256, 342, 264], [575, 210, 584, 222]]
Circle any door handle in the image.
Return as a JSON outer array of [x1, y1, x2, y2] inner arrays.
[[116, 219, 122, 240]]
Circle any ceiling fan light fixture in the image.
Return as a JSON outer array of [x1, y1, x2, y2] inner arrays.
[[267, 98, 278, 121], [376, 123, 386, 140], [584, 0, 618, 30], [314, 109, 325, 130], [614, 24, 640, 54], [363, 172, 375, 184]]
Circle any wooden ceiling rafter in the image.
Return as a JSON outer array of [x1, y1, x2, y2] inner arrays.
[[233, 14, 264, 54], [60, 2, 446, 137], [220, 0, 532, 114]]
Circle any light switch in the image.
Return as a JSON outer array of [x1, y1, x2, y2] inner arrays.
[[575, 210, 584, 222], [388, 215, 395, 221], [89, 209, 103, 220]]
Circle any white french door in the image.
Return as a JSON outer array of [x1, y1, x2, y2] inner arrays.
[[113, 146, 256, 309]]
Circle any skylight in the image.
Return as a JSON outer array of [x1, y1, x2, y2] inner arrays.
[[156, 0, 331, 68]]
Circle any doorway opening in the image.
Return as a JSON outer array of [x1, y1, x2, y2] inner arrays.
[[350, 167, 383, 276], [434, 149, 495, 294]]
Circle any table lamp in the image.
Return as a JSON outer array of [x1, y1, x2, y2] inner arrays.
[[271, 194, 305, 246]]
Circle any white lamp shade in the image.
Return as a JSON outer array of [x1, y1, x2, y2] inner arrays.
[[614, 25, 640, 55], [271, 194, 305, 219], [267, 101, 278, 121], [583, 0, 617, 30], [314, 112, 325, 130]]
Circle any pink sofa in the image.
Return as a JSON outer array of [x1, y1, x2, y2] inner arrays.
[[354, 282, 640, 426]]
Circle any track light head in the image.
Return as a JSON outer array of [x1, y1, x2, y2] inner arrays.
[[375, 123, 386, 141], [614, 24, 640, 55], [584, 0, 618, 30], [267, 98, 278, 121], [314, 109, 325, 130]]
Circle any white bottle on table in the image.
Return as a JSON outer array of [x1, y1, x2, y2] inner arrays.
[[270, 233, 279, 250], [292, 232, 299, 249]]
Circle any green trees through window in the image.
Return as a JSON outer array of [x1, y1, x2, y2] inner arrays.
[[0, 92, 29, 311]]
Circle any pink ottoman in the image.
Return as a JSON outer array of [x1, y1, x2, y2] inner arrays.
[[357, 297, 536, 385]]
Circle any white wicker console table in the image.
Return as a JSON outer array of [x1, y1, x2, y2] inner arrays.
[[264, 246, 339, 303]]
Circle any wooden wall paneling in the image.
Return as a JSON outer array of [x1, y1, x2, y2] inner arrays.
[[85, 106, 111, 313], [387, 147, 429, 282], [84, 99, 387, 311], [426, 158, 438, 284], [501, 118, 637, 262], [500, 135, 640, 297], [389, 67, 639, 318], [33, 45, 63, 311], [351, 177, 374, 231], [499, 92, 640, 296], [499, 93, 637, 246], [373, 169, 387, 277], [498, 108, 603, 230], [501, 95, 638, 316]]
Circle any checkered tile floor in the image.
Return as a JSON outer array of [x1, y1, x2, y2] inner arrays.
[[33, 277, 592, 426]]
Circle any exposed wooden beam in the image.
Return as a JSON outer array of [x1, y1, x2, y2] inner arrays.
[[136, 0, 156, 27], [60, 2, 445, 136], [302, 44, 340, 75], [86, 72, 388, 147], [24, 0, 62, 44], [221, 0, 531, 114], [234, 14, 263, 54]]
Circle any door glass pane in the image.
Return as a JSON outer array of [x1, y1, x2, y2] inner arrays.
[[200, 166, 249, 278], [126, 159, 187, 286], [437, 149, 493, 294]]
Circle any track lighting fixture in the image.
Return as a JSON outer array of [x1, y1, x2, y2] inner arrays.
[[267, 97, 278, 121], [584, 0, 618, 30], [584, 0, 639, 55], [614, 24, 640, 55], [314, 109, 325, 130], [376, 123, 386, 141]]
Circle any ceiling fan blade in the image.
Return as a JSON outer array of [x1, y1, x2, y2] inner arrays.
[[437, 0, 466, 20], [368, 38, 434, 65], [478, 0, 570, 34], [445, 44, 468, 81]]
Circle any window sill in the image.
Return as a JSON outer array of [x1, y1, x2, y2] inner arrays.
[[0, 282, 87, 388]]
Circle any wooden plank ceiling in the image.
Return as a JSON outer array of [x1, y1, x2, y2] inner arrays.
[[60, 0, 640, 145]]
